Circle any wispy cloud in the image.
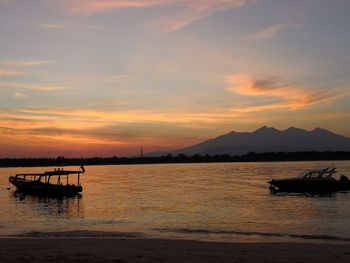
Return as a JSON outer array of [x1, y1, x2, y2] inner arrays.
[[226, 74, 349, 112], [0, 81, 71, 91], [59, 0, 171, 14], [103, 75, 130, 82], [0, 60, 50, 80], [0, 70, 24, 77], [150, 0, 247, 31], [56, 0, 247, 31], [14, 92, 27, 98], [0, 60, 50, 67], [18, 107, 243, 125], [39, 23, 65, 29], [252, 23, 302, 40]]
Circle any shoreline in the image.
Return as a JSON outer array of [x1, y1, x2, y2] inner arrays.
[[1, 237, 350, 262], [3, 229, 350, 244], [1, 159, 350, 169], [1, 152, 350, 168]]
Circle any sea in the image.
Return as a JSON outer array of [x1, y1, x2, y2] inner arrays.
[[1, 161, 350, 243]]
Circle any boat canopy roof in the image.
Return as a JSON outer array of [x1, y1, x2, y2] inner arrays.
[[15, 169, 82, 177], [298, 166, 337, 179]]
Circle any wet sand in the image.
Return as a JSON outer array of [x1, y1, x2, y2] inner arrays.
[[1, 238, 350, 263]]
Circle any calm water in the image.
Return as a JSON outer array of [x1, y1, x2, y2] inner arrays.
[[1, 161, 350, 243]]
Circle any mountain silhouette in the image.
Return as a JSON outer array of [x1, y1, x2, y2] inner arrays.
[[170, 126, 350, 156]]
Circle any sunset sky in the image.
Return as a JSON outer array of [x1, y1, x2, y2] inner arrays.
[[1, 0, 350, 157]]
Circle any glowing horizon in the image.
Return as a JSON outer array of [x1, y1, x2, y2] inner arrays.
[[0, 0, 350, 157]]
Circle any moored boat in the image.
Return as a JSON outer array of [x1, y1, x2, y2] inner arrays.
[[268, 166, 350, 193], [9, 167, 84, 196]]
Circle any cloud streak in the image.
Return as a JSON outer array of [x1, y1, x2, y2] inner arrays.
[[0, 60, 50, 67], [226, 74, 349, 112], [103, 75, 130, 82], [252, 23, 302, 40], [150, 0, 246, 31], [0, 70, 24, 77], [60, 0, 171, 14], [39, 23, 65, 29], [56, 0, 247, 31], [0, 81, 71, 91], [14, 92, 27, 98]]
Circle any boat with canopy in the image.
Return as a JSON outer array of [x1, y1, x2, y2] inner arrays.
[[9, 167, 84, 196]]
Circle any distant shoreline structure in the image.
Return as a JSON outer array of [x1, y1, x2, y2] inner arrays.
[[1, 151, 350, 168]]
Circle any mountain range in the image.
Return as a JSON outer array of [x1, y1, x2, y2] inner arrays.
[[148, 127, 350, 157]]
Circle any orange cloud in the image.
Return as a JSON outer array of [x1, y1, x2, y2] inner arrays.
[[17, 107, 243, 126], [226, 74, 349, 112]]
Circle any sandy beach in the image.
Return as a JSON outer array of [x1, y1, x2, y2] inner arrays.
[[1, 237, 350, 263]]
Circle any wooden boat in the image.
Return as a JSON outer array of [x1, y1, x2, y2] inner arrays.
[[268, 166, 350, 193], [9, 167, 84, 196]]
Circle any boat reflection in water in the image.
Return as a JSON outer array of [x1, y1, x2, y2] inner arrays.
[[268, 165, 350, 194], [12, 191, 83, 219]]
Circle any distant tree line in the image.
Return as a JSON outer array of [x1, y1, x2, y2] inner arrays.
[[1, 151, 350, 167]]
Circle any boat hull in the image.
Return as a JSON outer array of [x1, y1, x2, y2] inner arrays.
[[9, 176, 83, 196], [269, 178, 350, 193]]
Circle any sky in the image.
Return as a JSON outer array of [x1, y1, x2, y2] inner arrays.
[[0, 0, 350, 157]]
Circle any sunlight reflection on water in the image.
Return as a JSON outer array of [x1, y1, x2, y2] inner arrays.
[[1, 161, 350, 242]]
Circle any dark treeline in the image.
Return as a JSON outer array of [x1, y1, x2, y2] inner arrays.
[[1, 151, 350, 167]]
